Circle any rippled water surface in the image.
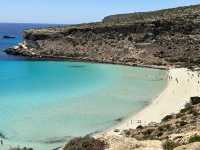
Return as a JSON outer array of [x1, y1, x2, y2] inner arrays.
[[0, 60, 166, 149], [0, 23, 167, 150]]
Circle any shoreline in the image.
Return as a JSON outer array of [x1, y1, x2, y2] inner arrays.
[[4, 52, 200, 149], [3, 50, 168, 70], [95, 67, 200, 138], [0, 58, 168, 150], [3, 54, 200, 149]]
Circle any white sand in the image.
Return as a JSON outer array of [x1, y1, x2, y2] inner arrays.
[[96, 68, 200, 137]]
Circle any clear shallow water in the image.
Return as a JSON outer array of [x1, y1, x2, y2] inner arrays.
[[0, 23, 167, 150], [0, 60, 167, 149]]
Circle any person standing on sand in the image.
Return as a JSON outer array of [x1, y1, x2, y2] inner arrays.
[[0, 139, 3, 145], [176, 78, 179, 84]]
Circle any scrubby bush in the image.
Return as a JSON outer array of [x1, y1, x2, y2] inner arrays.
[[175, 113, 184, 118], [162, 140, 178, 150], [189, 135, 200, 143], [136, 125, 144, 129], [179, 121, 187, 127], [180, 103, 193, 113], [63, 136, 107, 150], [190, 97, 200, 105], [162, 114, 174, 122]]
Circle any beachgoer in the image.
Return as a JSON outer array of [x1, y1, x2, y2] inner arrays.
[[0, 139, 3, 145]]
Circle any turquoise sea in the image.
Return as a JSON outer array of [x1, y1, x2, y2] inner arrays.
[[0, 23, 167, 150]]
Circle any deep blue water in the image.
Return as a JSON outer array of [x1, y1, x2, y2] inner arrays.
[[0, 23, 54, 60], [0, 23, 167, 150]]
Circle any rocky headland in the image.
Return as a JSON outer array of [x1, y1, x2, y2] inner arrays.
[[5, 4, 200, 68]]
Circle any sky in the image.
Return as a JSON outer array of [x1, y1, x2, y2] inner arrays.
[[0, 0, 199, 24]]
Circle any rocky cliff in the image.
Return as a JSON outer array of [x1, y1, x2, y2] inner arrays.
[[5, 4, 200, 68]]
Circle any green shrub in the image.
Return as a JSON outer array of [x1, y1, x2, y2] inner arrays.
[[189, 135, 200, 143], [188, 108, 199, 116], [162, 140, 178, 150], [162, 114, 174, 122], [136, 125, 144, 129], [63, 136, 107, 150]]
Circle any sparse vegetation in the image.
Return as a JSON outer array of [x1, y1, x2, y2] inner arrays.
[[123, 96, 200, 150], [162, 140, 179, 150], [136, 125, 143, 129], [103, 5, 200, 24], [189, 135, 200, 143], [162, 114, 174, 122], [63, 136, 107, 150], [180, 103, 193, 113], [190, 97, 200, 105]]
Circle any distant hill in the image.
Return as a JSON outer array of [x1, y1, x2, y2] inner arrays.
[[103, 4, 200, 24]]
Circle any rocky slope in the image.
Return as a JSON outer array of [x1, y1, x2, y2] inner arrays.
[[99, 97, 200, 150], [5, 4, 200, 68], [59, 96, 200, 150]]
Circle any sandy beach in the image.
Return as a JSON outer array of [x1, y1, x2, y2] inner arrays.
[[96, 67, 200, 137]]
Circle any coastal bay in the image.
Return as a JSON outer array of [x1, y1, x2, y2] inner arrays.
[[94, 68, 200, 150], [1, 4, 200, 150], [0, 60, 166, 150]]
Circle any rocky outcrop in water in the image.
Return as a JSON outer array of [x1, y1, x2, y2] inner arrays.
[[5, 4, 200, 68]]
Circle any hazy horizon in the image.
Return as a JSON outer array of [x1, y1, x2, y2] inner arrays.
[[0, 0, 199, 24]]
